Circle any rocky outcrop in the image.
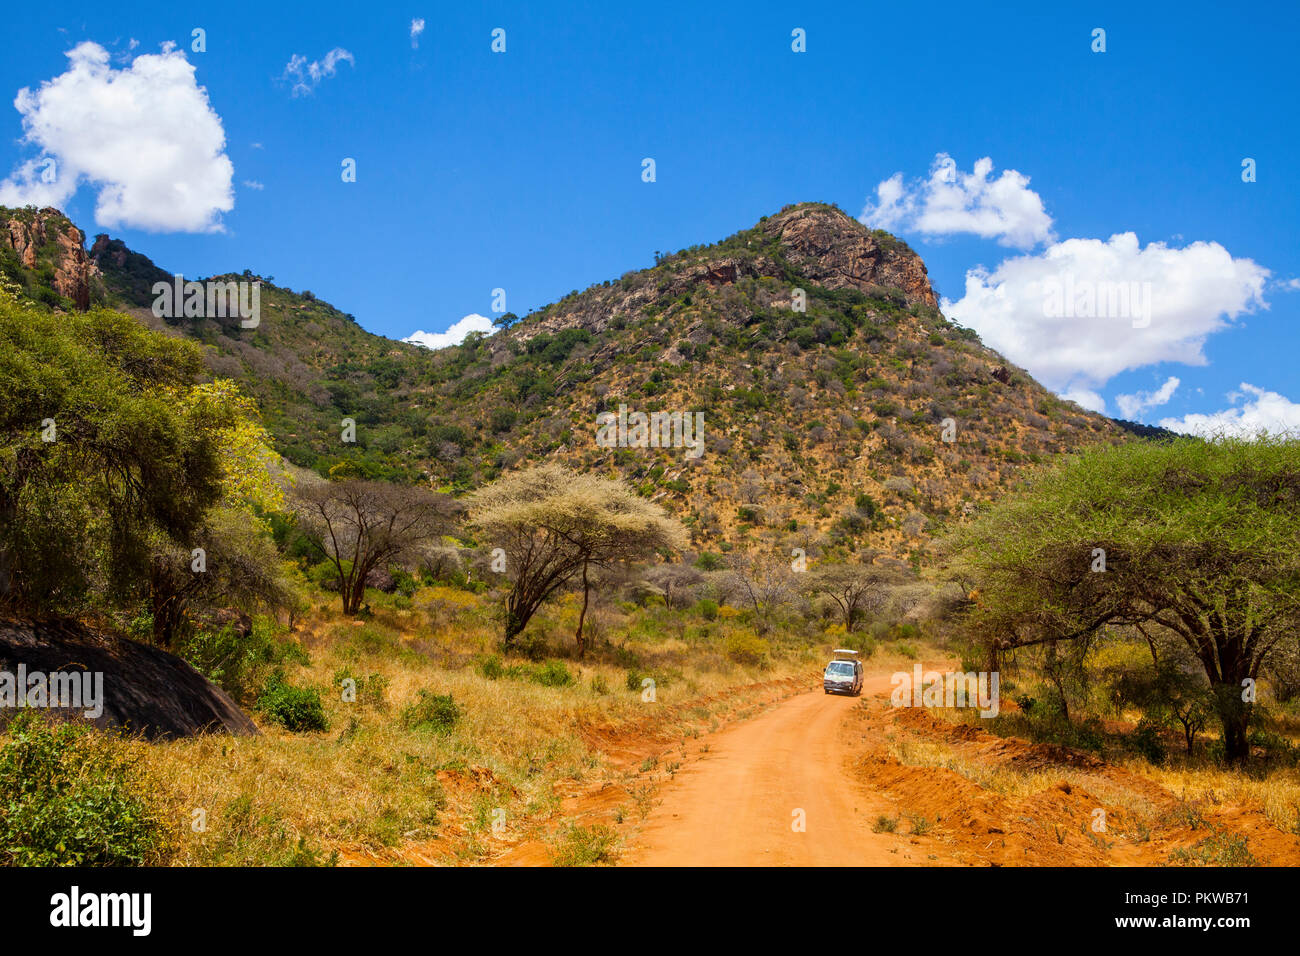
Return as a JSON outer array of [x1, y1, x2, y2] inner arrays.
[[0, 618, 258, 740], [509, 202, 939, 347], [90, 233, 173, 307], [758, 204, 938, 308], [2, 207, 96, 309]]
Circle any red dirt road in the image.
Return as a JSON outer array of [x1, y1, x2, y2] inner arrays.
[[621, 672, 931, 866]]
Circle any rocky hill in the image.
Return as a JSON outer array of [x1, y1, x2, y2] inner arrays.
[[1, 201, 1129, 566]]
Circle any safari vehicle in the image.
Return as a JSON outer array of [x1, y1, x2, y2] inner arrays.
[[823, 649, 863, 696]]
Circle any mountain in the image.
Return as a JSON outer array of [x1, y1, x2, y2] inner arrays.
[[1, 202, 1131, 565]]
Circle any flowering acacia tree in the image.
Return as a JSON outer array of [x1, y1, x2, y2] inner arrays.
[[469, 464, 686, 657]]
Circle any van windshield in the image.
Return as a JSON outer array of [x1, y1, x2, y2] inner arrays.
[[825, 662, 854, 676]]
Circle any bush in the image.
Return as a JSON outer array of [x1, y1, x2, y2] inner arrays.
[[332, 667, 389, 707], [531, 659, 575, 687], [178, 618, 308, 702], [513, 630, 549, 662], [307, 559, 347, 592], [551, 822, 618, 866], [724, 631, 769, 667], [1131, 716, 1167, 765], [696, 598, 719, 621], [256, 670, 328, 732], [0, 714, 167, 866], [402, 691, 460, 734], [477, 654, 506, 680]]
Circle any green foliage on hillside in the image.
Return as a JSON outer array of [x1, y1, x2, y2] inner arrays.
[[15, 202, 1126, 561]]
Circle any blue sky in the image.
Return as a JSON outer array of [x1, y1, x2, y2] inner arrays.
[[2, 1, 1297, 432]]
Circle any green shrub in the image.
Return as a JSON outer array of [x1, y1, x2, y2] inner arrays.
[[696, 598, 719, 621], [477, 654, 506, 680], [256, 670, 328, 732], [307, 559, 347, 592], [390, 567, 419, 598], [513, 630, 549, 662], [179, 619, 310, 703], [402, 691, 460, 734], [331, 667, 389, 707], [551, 822, 618, 866], [1169, 829, 1258, 867], [1131, 716, 1167, 765], [531, 659, 575, 687], [0, 714, 167, 866]]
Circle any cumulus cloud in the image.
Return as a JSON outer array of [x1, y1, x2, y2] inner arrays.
[[404, 313, 494, 350], [1115, 376, 1180, 420], [1159, 383, 1300, 437], [0, 41, 233, 232], [942, 233, 1269, 399], [860, 153, 1055, 249], [410, 19, 426, 48], [283, 48, 353, 97]]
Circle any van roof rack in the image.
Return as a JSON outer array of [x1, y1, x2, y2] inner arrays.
[[831, 648, 860, 657]]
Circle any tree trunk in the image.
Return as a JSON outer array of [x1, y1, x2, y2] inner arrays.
[[504, 608, 524, 646], [575, 560, 590, 660], [0, 546, 12, 604], [1209, 679, 1251, 764]]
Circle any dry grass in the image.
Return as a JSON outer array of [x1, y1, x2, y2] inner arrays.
[[125, 586, 824, 864]]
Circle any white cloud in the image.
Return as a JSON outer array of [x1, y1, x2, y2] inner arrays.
[[404, 313, 494, 350], [242, 179, 264, 190], [1159, 383, 1300, 437], [860, 153, 1055, 249], [942, 233, 1269, 399], [1116, 376, 1180, 420], [0, 41, 233, 232], [410, 19, 426, 48], [282, 48, 353, 97], [1060, 387, 1107, 414]]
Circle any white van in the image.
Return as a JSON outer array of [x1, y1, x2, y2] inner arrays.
[[823, 649, 863, 696]]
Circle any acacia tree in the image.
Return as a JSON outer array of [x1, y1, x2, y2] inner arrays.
[[468, 464, 686, 656], [804, 557, 898, 632], [296, 479, 458, 615], [643, 563, 704, 610], [726, 552, 798, 634], [948, 434, 1300, 764]]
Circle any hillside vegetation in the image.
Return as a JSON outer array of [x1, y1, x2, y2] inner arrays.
[[5, 201, 1130, 565]]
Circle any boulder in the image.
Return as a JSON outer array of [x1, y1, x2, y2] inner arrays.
[[0, 618, 257, 740]]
